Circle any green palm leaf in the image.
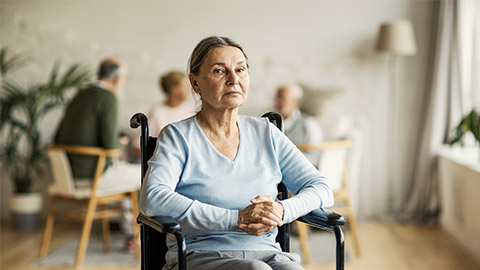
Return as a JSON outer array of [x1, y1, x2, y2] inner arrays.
[[0, 48, 28, 76], [0, 48, 92, 193], [450, 109, 480, 146]]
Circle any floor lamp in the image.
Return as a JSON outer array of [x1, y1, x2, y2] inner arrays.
[[376, 19, 417, 214]]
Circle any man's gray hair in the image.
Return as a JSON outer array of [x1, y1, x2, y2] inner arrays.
[[281, 83, 304, 100]]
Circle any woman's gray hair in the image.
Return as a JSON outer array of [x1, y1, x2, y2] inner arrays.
[[188, 36, 248, 75]]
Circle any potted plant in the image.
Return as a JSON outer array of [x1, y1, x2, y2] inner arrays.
[[449, 108, 480, 161], [0, 48, 91, 231]]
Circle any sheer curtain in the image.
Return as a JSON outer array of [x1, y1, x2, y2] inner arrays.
[[401, 0, 479, 223], [460, 0, 480, 109]]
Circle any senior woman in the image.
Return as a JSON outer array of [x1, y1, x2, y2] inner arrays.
[[139, 36, 334, 270]]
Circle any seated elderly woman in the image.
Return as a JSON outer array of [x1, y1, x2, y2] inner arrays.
[[139, 36, 334, 270]]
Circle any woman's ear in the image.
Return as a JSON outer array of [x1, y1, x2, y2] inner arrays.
[[189, 73, 200, 94]]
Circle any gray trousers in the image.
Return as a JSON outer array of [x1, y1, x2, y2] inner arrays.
[[165, 250, 305, 270]]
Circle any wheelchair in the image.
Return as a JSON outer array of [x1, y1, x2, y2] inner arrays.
[[130, 112, 345, 270]]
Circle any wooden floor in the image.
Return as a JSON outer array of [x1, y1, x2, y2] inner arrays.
[[1, 220, 479, 270], [307, 221, 480, 270]]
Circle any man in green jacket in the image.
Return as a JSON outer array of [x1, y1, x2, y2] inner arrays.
[[56, 58, 129, 177], [55, 57, 140, 249]]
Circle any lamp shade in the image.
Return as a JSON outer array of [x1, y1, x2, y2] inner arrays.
[[376, 19, 417, 56]]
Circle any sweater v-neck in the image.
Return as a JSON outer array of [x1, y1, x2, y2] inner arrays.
[[194, 115, 242, 164]]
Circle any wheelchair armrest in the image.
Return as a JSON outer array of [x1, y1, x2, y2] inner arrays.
[[296, 208, 345, 231], [137, 212, 182, 234], [137, 213, 187, 270]]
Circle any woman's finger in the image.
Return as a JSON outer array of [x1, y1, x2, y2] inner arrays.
[[250, 195, 274, 204], [247, 223, 274, 235], [239, 222, 274, 236], [252, 202, 283, 225], [264, 211, 283, 226], [238, 201, 284, 229], [249, 206, 281, 225]]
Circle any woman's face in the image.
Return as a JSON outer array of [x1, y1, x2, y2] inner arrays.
[[190, 46, 249, 112], [170, 77, 191, 102]]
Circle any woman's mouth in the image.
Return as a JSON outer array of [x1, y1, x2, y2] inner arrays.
[[225, 91, 242, 96]]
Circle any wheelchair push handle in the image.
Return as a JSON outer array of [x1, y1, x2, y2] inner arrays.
[[130, 113, 148, 129], [130, 112, 150, 179], [261, 112, 284, 132]]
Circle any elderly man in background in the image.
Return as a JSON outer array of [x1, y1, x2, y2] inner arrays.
[[275, 83, 323, 166], [55, 57, 140, 250]]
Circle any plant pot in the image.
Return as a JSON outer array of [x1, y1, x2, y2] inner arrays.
[[9, 193, 43, 231]]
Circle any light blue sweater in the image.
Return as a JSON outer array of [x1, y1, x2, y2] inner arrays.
[[139, 115, 334, 252]]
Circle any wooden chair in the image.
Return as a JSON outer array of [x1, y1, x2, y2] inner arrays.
[[39, 145, 140, 269], [297, 140, 361, 264]]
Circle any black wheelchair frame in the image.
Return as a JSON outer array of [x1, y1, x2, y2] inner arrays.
[[130, 112, 345, 270]]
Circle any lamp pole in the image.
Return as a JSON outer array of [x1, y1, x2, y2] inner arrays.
[[376, 19, 417, 217], [386, 53, 397, 214]]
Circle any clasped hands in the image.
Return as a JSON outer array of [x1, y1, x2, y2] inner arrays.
[[237, 195, 284, 236]]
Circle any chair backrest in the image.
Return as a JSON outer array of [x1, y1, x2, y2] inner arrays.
[[46, 148, 77, 196], [317, 143, 350, 192], [298, 140, 353, 192]]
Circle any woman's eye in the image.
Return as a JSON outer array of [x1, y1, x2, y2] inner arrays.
[[236, 68, 245, 73], [213, 69, 224, 74]]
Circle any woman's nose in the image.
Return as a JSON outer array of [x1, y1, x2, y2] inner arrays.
[[226, 72, 239, 85]]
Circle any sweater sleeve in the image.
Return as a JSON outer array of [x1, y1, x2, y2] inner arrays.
[[139, 125, 238, 231], [98, 92, 121, 150], [270, 122, 334, 223]]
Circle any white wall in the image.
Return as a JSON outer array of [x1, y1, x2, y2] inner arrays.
[[0, 0, 434, 220]]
